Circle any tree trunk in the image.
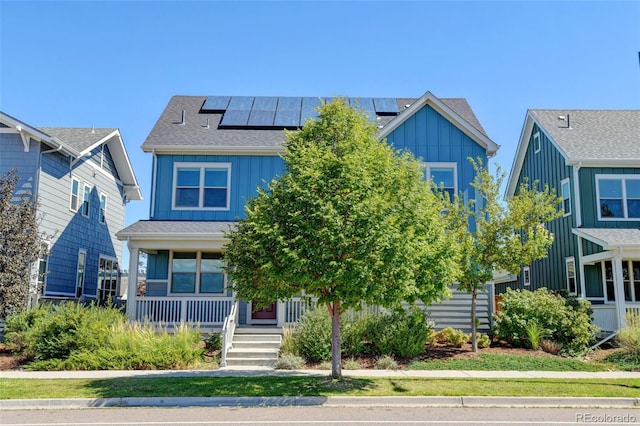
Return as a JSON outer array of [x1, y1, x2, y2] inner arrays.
[[329, 301, 342, 379], [471, 288, 478, 352]]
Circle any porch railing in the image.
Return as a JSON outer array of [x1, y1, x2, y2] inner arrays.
[[591, 303, 640, 332], [220, 302, 238, 367], [134, 297, 234, 326]]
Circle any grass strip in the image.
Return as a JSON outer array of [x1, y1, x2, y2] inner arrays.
[[2, 377, 639, 399], [407, 354, 612, 372]]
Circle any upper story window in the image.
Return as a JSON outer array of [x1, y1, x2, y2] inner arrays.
[[173, 163, 231, 210], [424, 162, 457, 200], [70, 178, 81, 211], [81, 184, 91, 217], [70, 177, 90, 217], [99, 193, 107, 224], [596, 175, 640, 220], [565, 257, 576, 295], [533, 132, 541, 154], [561, 178, 571, 217]]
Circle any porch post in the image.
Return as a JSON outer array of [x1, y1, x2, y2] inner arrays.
[[125, 246, 139, 321], [277, 301, 286, 327], [612, 257, 627, 330]]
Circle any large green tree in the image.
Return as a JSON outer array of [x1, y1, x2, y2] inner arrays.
[[0, 169, 42, 318], [450, 159, 562, 352], [224, 99, 459, 379]]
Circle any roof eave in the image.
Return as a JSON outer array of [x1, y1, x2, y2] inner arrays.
[[141, 145, 285, 155]]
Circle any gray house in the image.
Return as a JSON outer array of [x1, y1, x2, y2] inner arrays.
[[503, 109, 640, 334], [0, 112, 141, 307]]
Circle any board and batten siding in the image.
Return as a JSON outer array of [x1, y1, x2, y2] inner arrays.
[[385, 104, 487, 202], [38, 148, 126, 297], [152, 154, 284, 221], [505, 124, 578, 294], [579, 167, 640, 228]]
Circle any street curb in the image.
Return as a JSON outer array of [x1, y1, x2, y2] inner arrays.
[[1, 396, 639, 410]]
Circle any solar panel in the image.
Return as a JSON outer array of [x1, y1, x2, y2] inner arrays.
[[301, 97, 322, 123], [373, 98, 399, 114], [277, 97, 302, 110], [227, 96, 255, 110], [350, 97, 376, 119], [253, 96, 278, 111], [220, 109, 250, 126], [248, 109, 276, 127], [202, 96, 230, 112], [274, 109, 301, 127]]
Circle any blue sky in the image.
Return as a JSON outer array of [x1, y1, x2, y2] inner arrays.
[[1, 0, 639, 258]]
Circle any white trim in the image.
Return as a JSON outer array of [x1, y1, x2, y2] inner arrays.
[[533, 132, 541, 154], [523, 266, 531, 286], [423, 162, 458, 197], [565, 257, 577, 296], [168, 251, 227, 296], [96, 254, 119, 299], [561, 177, 571, 217], [572, 164, 582, 227], [172, 162, 232, 211], [143, 145, 285, 155], [70, 177, 81, 212], [595, 174, 640, 221], [76, 249, 87, 298], [99, 192, 107, 225], [81, 183, 92, 218]]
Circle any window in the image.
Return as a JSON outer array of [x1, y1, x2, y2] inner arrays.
[[603, 260, 640, 302], [566, 257, 576, 295], [37, 243, 50, 294], [533, 132, 541, 154], [424, 163, 457, 200], [70, 178, 80, 211], [561, 178, 571, 216], [99, 193, 107, 224], [173, 163, 231, 210], [98, 257, 118, 302], [81, 184, 91, 217], [170, 252, 226, 294], [76, 250, 87, 298], [523, 266, 531, 286], [596, 175, 640, 220]]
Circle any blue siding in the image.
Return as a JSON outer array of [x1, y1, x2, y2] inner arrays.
[[505, 124, 577, 294], [0, 133, 39, 200], [152, 154, 284, 220], [385, 104, 487, 201]]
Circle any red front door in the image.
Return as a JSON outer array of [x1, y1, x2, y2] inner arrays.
[[251, 302, 277, 321]]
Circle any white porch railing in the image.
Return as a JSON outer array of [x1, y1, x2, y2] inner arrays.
[[134, 297, 234, 325], [591, 303, 640, 332], [220, 302, 238, 367]]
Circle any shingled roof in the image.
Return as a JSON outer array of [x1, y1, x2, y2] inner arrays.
[[142, 93, 494, 153]]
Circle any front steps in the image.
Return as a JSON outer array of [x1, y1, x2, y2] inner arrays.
[[224, 328, 282, 367]]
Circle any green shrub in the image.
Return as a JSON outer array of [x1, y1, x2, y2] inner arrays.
[[343, 357, 360, 370], [280, 326, 299, 355], [525, 321, 547, 350], [374, 355, 398, 370], [617, 312, 640, 360], [493, 288, 598, 356], [341, 312, 377, 357], [275, 354, 305, 370], [434, 327, 469, 348], [293, 307, 332, 362], [206, 333, 222, 351], [475, 333, 491, 349]]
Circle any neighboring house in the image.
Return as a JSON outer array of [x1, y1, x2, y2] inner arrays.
[[502, 109, 640, 334], [0, 112, 142, 308], [117, 92, 499, 332]]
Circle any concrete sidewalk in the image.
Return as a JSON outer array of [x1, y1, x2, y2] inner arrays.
[[2, 368, 639, 410]]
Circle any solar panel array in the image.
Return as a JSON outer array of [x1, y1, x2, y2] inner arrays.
[[201, 96, 399, 128]]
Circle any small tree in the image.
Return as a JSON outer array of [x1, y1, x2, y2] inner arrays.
[[224, 99, 459, 379], [450, 159, 562, 352], [0, 169, 42, 318]]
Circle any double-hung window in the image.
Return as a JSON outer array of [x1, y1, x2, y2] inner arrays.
[[170, 252, 226, 294], [70, 178, 91, 217], [565, 257, 576, 295], [99, 193, 107, 224], [424, 163, 457, 200], [173, 163, 231, 210], [76, 249, 87, 298], [523, 266, 531, 286], [596, 175, 640, 220], [561, 178, 571, 216]]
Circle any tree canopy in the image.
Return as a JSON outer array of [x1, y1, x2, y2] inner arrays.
[[224, 99, 459, 378], [0, 169, 42, 318]]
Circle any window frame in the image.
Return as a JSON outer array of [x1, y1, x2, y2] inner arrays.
[[172, 162, 232, 211], [169, 251, 227, 295], [523, 266, 531, 287], [99, 193, 107, 224], [70, 177, 81, 212], [423, 162, 458, 200], [565, 257, 577, 296], [561, 178, 571, 217], [533, 132, 541, 154], [97, 255, 119, 302], [81, 183, 91, 217], [76, 249, 87, 298], [595, 174, 640, 221]]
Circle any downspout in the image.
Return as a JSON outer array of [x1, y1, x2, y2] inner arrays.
[[572, 162, 583, 228]]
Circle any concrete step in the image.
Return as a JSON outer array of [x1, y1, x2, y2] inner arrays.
[[235, 327, 283, 335], [223, 357, 277, 367], [227, 348, 280, 359], [232, 334, 281, 343], [232, 341, 281, 349]]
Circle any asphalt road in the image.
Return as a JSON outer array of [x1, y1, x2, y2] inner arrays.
[[1, 407, 639, 426]]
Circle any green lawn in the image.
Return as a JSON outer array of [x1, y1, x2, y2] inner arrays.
[[2, 376, 639, 399], [407, 353, 612, 371]]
